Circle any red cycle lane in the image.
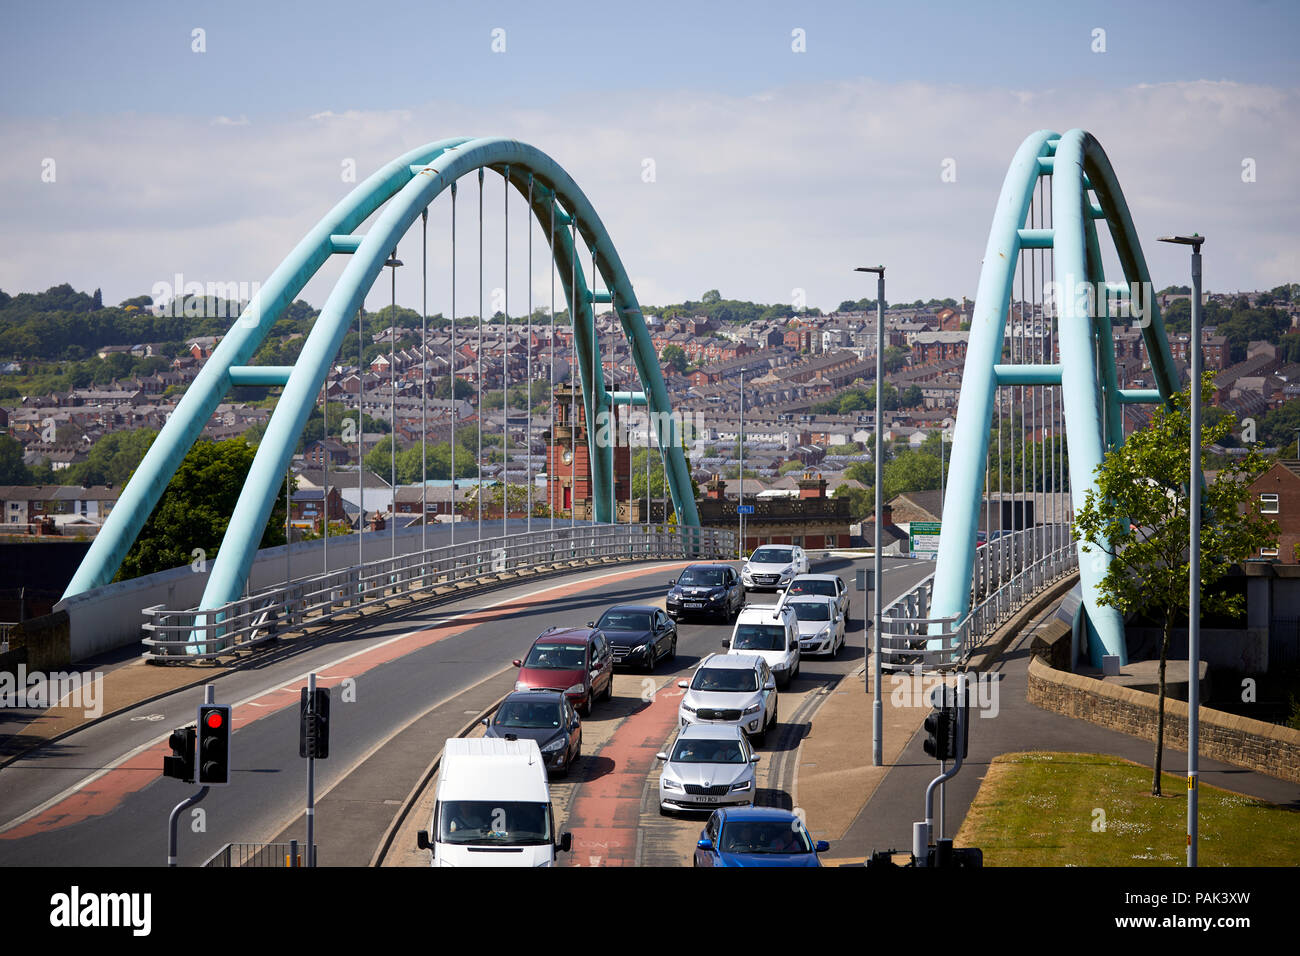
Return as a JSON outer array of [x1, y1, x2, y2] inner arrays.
[[563, 680, 684, 867]]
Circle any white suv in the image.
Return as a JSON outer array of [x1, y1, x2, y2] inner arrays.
[[724, 604, 800, 688], [740, 545, 809, 593], [677, 653, 779, 744]]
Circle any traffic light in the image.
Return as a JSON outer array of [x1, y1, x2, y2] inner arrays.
[[197, 704, 232, 786], [163, 726, 195, 783], [299, 687, 330, 759], [922, 708, 955, 761]]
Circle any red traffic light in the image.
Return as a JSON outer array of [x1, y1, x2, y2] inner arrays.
[[205, 710, 224, 730]]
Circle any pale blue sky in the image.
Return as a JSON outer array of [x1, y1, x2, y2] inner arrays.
[[2, 1, 1297, 312]]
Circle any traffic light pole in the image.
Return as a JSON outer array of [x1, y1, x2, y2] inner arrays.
[[166, 684, 215, 867], [306, 671, 316, 868], [914, 673, 967, 864]]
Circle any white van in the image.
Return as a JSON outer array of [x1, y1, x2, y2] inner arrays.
[[724, 603, 801, 688], [416, 737, 573, 867]]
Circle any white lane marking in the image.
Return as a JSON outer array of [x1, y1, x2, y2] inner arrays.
[[0, 561, 690, 835]]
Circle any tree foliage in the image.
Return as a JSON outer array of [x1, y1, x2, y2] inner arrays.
[[118, 439, 290, 580], [1071, 374, 1276, 795]]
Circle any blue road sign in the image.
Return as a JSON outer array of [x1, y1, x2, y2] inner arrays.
[[737, 505, 754, 515]]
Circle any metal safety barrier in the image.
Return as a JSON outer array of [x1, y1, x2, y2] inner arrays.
[[879, 524, 1077, 671], [143, 523, 734, 663], [202, 842, 320, 868]]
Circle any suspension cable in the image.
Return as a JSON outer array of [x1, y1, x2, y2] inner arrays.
[[421, 206, 428, 556], [450, 181, 458, 547]]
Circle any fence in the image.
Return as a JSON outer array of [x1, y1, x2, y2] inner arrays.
[[202, 842, 319, 867], [879, 524, 1077, 670], [143, 523, 734, 663]]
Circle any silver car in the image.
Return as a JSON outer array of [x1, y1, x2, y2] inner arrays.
[[677, 653, 778, 744], [656, 724, 760, 814], [741, 545, 809, 592], [786, 594, 845, 657]]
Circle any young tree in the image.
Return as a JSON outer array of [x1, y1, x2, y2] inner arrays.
[[1072, 374, 1276, 796]]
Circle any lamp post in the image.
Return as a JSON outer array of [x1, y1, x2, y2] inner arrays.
[[856, 265, 885, 767], [1158, 233, 1204, 868], [738, 366, 745, 559]]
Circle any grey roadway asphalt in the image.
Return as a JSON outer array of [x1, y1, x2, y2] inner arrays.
[[837, 601, 1300, 859], [0, 553, 925, 867]]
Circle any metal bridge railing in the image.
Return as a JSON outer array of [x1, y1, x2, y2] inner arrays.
[[142, 523, 734, 663], [879, 524, 1076, 671]]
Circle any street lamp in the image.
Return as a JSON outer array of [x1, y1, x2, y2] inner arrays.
[[856, 265, 885, 768], [1158, 232, 1204, 869]]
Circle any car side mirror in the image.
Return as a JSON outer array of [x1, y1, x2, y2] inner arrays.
[[677, 680, 689, 689], [558, 832, 573, 853], [481, 718, 490, 727], [587, 621, 594, 627], [765, 680, 776, 691], [416, 830, 432, 850], [667, 580, 677, 588], [512, 659, 522, 667], [750, 754, 761, 763], [721, 639, 730, 648], [655, 751, 668, 761], [815, 841, 830, 853], [697, 838, 714, 851]]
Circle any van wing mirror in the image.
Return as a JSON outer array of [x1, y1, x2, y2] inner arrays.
[[416, 830, 431, 851], [558, 831, 573, 853]]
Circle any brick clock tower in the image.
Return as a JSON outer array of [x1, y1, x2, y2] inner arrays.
[[548, 383, 631, 519]]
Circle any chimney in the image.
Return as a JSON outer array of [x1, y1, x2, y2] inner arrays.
[[881, 503, 894, 526], [797, 469, 827, 499], [705, 474, 728, 500]]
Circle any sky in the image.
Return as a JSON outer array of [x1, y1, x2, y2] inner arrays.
[[2, 0, 1297, 319]]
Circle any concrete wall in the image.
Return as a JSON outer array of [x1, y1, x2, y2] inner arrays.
[[54, 519, 575, 662], [1027, 655, 1300, 785]]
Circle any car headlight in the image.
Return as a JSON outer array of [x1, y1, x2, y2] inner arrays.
[[565, 683, 585, 695], [513, 681, 529, 691], [681, 703, 697, 715], [637, 642, 653, 655], [729, 780, 752, 792], [708, 589, 724, 600], [743, 702, 761, 715], [541, 736, 567, 752], [781, 565, 794, 575], [662, 777, 682, 791], [816, 626, 830, 640]]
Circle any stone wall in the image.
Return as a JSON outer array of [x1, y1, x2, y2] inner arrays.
[[1027, 655, 1300, 784]]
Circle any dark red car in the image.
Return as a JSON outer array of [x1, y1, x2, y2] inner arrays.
[[512, 626, 614, 717]]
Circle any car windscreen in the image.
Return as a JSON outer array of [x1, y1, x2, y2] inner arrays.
[[750, 548, 792, 564], [437, 800, 553, 846], [788, 580, 835, 598], [731, 624, 787, 651], [523, 642, 586, 669], [494, 700, 564, 729], [671, 738, 745, 764], [718, 820, 813, 854], [790, 602, 830, 622], [678, 568, 725, 587], [690, 668, 758, 692], [598, 611, 651, 631]]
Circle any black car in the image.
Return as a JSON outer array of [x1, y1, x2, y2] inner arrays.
[[666, 563, 745, 623], [592, 605, 678, 671], [482, 690, 583, 776]]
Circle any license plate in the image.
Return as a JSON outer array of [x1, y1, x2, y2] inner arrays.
[[685, 602, 703, 609], [696, 795, 720, 804]]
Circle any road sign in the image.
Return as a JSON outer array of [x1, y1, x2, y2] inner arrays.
[[737, 505, 754, 515], [910, 521, 941, 559]]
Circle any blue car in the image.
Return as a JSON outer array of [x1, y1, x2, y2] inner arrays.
[[693, 806, 829, 867]]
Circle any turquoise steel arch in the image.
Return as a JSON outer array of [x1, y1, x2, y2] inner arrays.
[[63, 138, 701, 614], [930, 129, 1180, 667]]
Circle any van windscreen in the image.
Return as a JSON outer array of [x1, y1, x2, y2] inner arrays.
[[437, 800, 553, 846]]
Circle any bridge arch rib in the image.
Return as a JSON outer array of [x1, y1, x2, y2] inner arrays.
[[930, 128, 1179, 667], [64, 138, 700, 616]]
